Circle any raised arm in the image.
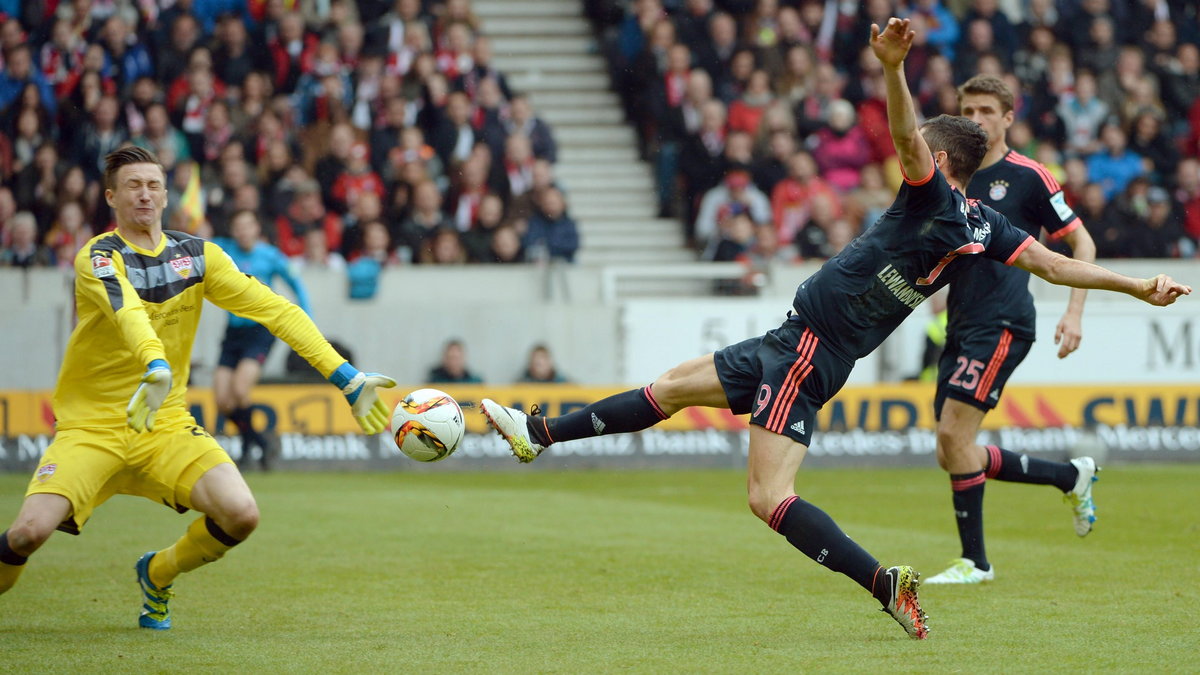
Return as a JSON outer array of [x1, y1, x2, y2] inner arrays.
[[870, 18, 933, 183], [1012, 239, 1191, 307]]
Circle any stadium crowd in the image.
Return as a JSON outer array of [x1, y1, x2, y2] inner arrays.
[[0, 0, 581, 287], [589, 0, 1200, 264], [0, 0, 1197, 281]]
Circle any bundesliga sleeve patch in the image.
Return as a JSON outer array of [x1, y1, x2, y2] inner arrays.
[[92, 255, 115, 278], [1049, 192, 1076, 222]]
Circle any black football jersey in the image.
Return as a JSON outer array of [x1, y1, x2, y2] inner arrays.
[[949, 150, 1083, 340], [792, 165, 1034, 362]]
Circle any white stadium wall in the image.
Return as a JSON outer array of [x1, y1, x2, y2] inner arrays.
[[1, 261, 1198, 389], [1, 261, 1198, 471]]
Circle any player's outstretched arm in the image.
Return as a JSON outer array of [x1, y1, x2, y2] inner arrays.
[[329, 362, 397, 435], [870, 18, 933, 183], [1013, 240, 1192, 307]]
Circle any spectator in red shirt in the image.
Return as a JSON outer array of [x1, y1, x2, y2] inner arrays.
[[447, 155, 493, 231], [728, 69, 775, 136], [1176, 158, 1200, 251], [275, 180, 344, 258], [331, 142, 385, 215], [268, 12, 319, 95], [771, 149, 842, 248], [811, 99, 873, 192], [41, 18, 87, 99], [435, 21, 475, 80]]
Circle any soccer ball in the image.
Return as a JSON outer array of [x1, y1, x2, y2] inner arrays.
[[391, 389, 465, 462]]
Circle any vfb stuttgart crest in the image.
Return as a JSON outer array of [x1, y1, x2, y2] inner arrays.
[[988, 180, 1009, 201], [36, 463, 57, 483], [169, 255, 194, 278]]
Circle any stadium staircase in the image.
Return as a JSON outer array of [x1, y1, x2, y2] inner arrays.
[[476, 0, 695, 267]]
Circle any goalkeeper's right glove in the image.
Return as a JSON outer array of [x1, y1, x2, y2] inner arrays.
[[127, 359, 172, 432], [328, 362, 397, 435]]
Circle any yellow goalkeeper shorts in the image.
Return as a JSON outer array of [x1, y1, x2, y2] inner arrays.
[[25, 415, 233, 534]]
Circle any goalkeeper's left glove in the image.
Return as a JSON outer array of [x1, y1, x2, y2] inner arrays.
[[127, 359, 172, 432], [329, 362, 397, 434]]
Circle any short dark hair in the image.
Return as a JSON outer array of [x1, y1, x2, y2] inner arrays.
[[920, 115, 989, 184], [956, 74, 1014, 114], [231, 209, 260, 224], [103, 145, 164, 191]]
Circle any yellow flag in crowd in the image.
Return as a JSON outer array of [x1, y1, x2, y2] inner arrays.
[[178, 161, 205, 234]]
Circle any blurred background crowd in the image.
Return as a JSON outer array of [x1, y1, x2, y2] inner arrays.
[[0, 0, 580, 289], [0, 0, 1197, 288], [589, 0, 1200, 263]]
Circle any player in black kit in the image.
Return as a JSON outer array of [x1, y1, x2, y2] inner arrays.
[[927, 75, 1101, 585], [480, 19, 1191, 640]]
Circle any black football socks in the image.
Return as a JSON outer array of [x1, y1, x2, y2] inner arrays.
[[769, 496, 886, 604], [950, 470, 989, 570], [984, 444, 1077, 492], [531, 386, 669, 447]]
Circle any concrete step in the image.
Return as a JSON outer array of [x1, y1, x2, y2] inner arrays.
[[556, 166, 652, 187], [557, 176, 653, 199], [559, 173, 653, 192], [570, 196, 659, 215], [573, 204, 660, 220], [509, 71, 611, 91], [579, 218, 680, 233], [569, 190, 656, 209], [529, 90, 622, 110], [578, 222, 681, 237], [581, 229, 685, 249], [555, 125, 637, 147], [484, 16, 590, 36], [559, 145, 640, 163], [539, 107, 625, 126], [492, 54, 607, 74], [577, 248, 696, 265], [557, 162, 652, 180], [491, 36, 596, 55], [475, 0, 582, 17]]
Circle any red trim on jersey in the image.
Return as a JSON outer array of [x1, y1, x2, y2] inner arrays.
[[1004, 151, 1061, 193], [642, 385, 669, 420], [766, 330, 819, 434], [1048, 217, 1082, 241], [951, 473, 987, 491], [769, 495, 799, 531], [1004, 235, 1035, 265], [901, 159, 936, 186], [975, 329, 1012, 403], [917, 242, 985, 286], [984, 444, 1003, 478]]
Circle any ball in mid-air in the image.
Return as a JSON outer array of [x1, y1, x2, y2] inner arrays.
[[392, 389, 465, 462]]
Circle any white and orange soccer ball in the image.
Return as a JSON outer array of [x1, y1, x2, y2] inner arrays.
[[391, 389, 465, 462]]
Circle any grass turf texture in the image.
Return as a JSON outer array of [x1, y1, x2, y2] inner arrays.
[[0, 465, 1196, 673]]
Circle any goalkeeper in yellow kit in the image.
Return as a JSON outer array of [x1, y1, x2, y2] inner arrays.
[[0, 146, 396, 630]]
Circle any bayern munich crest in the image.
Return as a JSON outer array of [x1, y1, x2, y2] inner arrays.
[[988, 180, 1009, 201]]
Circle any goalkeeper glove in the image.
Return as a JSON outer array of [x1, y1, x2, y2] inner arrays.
[[127, 359, 172, 432], [328, 362, 397, 435]]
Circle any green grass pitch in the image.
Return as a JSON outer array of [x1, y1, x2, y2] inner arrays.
[[0, 464, 1196, 673]]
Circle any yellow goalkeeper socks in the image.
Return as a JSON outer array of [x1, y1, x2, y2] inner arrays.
[[0, 530, 28, 594], [148, 516, 242, 588]]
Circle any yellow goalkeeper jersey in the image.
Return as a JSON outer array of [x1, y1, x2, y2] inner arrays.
[[55, 229, 346, 429]]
